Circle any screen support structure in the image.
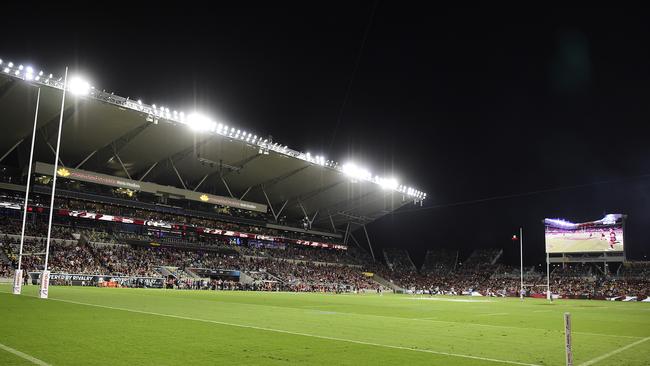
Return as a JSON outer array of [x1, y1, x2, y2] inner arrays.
[[13, 87, 41, 295]]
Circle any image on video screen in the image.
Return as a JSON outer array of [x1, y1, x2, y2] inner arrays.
[[544, 214, 624, 253]]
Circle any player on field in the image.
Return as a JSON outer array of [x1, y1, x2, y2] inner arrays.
[[609, 228, 617, 250]]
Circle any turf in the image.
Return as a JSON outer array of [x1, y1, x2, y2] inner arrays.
[[0, 285, 648, 366]]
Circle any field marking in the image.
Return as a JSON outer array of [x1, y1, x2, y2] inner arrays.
[[0, 342, 51, 366], [578, 336, 650, 366], [22, 295, 541, 366], [407, 297, 494, 303], [479, 313, 509, 316], [415, 316, 439, 320]]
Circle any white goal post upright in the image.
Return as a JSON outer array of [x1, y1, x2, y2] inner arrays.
[[13, 87, 41, 295], [40, 67, 68, 300], [546, 252, 551, 301], [564, 312, 573, 366], [519, 227, 523, 299]]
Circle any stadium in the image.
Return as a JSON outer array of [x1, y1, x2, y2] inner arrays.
[[1, 7, 650, 366]]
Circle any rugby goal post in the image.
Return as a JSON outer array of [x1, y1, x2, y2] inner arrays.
[[564, 312, 573, 366]]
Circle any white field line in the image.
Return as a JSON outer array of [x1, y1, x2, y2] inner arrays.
[[26, 295, 541, 366], [0, 342, 51, 366], [578, 336, 650, 366], [415, 316, 439, 320], [407, 297, 493, 303]]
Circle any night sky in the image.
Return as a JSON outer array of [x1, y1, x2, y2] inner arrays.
[[3, 5, 649, 266]]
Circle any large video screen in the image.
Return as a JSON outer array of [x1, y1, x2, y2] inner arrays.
[[544, 214, 624, 253]]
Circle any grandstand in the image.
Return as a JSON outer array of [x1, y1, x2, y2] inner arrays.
[[0, 56, 430, 294]]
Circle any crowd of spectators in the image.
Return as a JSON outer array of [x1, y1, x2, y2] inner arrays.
[[1, 196, 648, 299], [239, 243, 358, 265], [0, 217, 75, 239], [420, 249, 457, 275]]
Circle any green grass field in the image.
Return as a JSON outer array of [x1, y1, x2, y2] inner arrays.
[[0, 285, 648, 366]]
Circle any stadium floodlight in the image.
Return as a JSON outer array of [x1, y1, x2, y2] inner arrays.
[[3, 68, 9, 73], [342, 162, 371, 181], [379, 177, 399, 190], [39, 70, 43, 76], [0, 59, 2, 65], [8, 62, 13, 67], [68, 76, 90, 96], [18, 64, 24, 70], [187, 112, 214, 132]]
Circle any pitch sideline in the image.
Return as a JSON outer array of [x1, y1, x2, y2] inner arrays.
[[578, 336, 650, 366], [0, 342, 51, 366]]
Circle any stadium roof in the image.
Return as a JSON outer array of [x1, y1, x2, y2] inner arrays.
[[0, 57, 425, 232]]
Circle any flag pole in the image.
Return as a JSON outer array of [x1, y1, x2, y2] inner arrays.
[[40, 67, 68, 299], [13, 87, 41, 295]]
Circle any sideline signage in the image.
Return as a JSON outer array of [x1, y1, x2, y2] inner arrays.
[[39, 270, 50, 299], [12, 269, 23, 295]]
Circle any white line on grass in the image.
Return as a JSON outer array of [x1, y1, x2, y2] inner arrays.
[[0, 342, 51, 366], [578, 336, 650, 366], [407, 297, 493, 303], [39, 296, 541, 366]]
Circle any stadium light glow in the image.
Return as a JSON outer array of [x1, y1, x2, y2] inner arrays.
[[342, 163, 371, 181], [187, 113, 215, 132], [378, 177, 399, 190], [68, 76, 90, 95]]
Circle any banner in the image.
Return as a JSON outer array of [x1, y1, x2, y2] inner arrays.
[[544, 214, 625, 253], [39, 270, 50, 299], [31, 272, 165, 288], [34, 161, 267, 213]]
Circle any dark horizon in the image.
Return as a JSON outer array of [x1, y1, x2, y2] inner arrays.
[[3, 4, 649, 267]]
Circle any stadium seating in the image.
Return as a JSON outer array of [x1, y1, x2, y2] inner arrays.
[[0, 190, 647, 299]]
